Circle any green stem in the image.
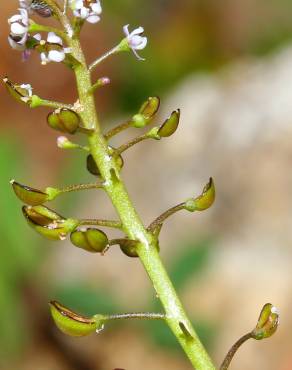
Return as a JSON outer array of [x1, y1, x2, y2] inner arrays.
[[28, 23, 67, 41], [104, 120, 132, 140], [115, 133, 150, 155], [66, 26, 216, 370], [148, 203, 186, 232], [59, 182, 103, 193], [79, 219, 122, 229], [106, 312, 166, 321], [35, 98, 74, 110], [89, 45, 120, 72], [220, 333, 252, 370]]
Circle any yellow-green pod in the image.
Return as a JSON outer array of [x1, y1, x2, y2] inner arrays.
[[86, 153, 124, 176], [184, 178, 215, 212], [11, 180, 48, 205], [22, 205, 79, 241], [132, 96, 160, 128], [2, 77, 32, 104], [157, 109, 180, 138], [70, 228, 109, 253], [119, 239, 139, 258], [47, 108, 80, 134], [50, 301, 101, 337], [252, 303, 279, 340]]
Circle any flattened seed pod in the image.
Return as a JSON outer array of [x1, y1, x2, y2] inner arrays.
[[70, 228, 109, 253], [86, 153, 124, 176], [11, 180, 48, 205], [22, 205, 79, 241], [50, 301, 100, 337], [184, 178, 215, 212], [132, 96, 160, 128], [47, 108, 80, 134], [157, 109, 180, 138]]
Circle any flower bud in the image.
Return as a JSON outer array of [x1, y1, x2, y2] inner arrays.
[[50, 301, 104, 337], [184, 178, 215, 212], [11, 180, 60, 205], [22, 205, 79, 240], [47, 108, 80, 134], [132, 96, 160, 128], [3, 77, 33, 104], [251, 303, 279, 340], [157, 109, 180, 138], [70, 228, 109, 253]]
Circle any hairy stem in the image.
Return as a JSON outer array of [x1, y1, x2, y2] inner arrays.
[[59, 182, 103, 193], [106, 312, 166, 320], [104, 120, 132, 140], [65, 21, 215, 370], [220, 333, 252, 370], [148, 203, 186, 232], [79, 219, 122, 229]]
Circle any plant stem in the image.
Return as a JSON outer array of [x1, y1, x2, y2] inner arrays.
[[37, 98, 74, 110], [79, 219, 122, 229], [89, 45, 120, 72], [106, 312, 166, 320], [148, 203, 186, 232], [104, 120, 132, 140], [115, 134, 150, 155], [59, 182, 103, 193], [66, 26, 216, 370], [220, 333, 252, 370]]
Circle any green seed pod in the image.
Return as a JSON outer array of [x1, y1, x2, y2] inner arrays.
[[251, 303, 279, 340], [47, 108, 80, 134], [50, 301, 102, 337], [70, 228, 109, 253], [184, 178, 215, 212], [157, 109, 180, 138], [11, 180, 48, 205], [132, 96, 160, 128], [119, 239, 139, 257], [2, 77, 32, 104], [86, 153, 124, 176], [22, 205, 79, 240]]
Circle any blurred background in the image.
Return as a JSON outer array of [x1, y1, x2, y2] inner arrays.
[[1, 0, 292, 369]]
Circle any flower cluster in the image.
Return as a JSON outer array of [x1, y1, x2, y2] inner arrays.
[[7, 0, 148, 64], [69, 0, 102, 24]]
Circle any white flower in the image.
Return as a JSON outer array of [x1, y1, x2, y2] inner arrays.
[[123, 24, 147, 61], [69, 0, 102, 24], [40, 32, 71, 65], [19, 83, 33, 97], [8, 8, 29, 51]]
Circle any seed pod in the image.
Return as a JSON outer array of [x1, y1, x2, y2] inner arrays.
[[50, 301, 101, 337], [70, 228, 109, 253], [86, 153, 124, 176], [157, 109, 180, 138], [11, 180, 48, 205], [47, 108, 80, 134], [119, 239, 139, 257], [184, 178, 215, 212], [22, 205, 79, 240], [251, 303, 279, 340], [2, 77, 32, 104], [132, 96, 160, 128]]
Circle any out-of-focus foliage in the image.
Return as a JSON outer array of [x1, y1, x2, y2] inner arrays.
[[0, 135, 41, 360]]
